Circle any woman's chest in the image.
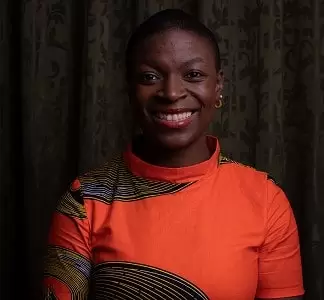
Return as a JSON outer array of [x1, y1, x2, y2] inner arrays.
[[89, 197, 263, 299]]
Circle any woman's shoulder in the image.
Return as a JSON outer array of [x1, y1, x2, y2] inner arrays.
[[218, 154, 266, 175], [74, 154, 128, 190], [217, 154, 281, 194], [67, 153, 132, 205], [80, 154, 125, 179]]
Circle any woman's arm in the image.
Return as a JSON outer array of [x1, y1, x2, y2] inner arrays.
[[255, 179, 304, 299], [43, 179, 91, 299]]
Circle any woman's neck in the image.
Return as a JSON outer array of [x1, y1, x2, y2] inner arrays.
[[132, 135, 211, 168]]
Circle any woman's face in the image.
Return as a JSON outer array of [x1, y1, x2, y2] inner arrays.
[[129, 29, 223, 150]]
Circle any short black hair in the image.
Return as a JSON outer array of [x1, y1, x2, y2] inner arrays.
[[125, 9, 221, 80]]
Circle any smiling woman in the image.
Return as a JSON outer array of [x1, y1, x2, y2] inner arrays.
[[126, 12, 223, 162], [129, 29, 222, 159], [42, 9, 304, 300]]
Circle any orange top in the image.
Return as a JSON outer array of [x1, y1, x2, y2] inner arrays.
[[43, 136, 304, 299]]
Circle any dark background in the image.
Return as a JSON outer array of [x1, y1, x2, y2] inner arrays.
[[0, 0, 323, 299]]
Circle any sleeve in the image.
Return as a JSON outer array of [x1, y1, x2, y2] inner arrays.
[[43, 179, 92, 300], [255, 179, 304, 299]]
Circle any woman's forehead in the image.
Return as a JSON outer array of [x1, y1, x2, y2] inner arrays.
[[134, 29, 216, 65]]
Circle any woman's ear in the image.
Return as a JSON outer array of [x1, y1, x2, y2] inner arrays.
[[213, 70, 224, 109], [215, 70, 224, 96]]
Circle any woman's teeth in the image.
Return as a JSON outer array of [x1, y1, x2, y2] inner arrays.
[[156, 112, 192, 121]]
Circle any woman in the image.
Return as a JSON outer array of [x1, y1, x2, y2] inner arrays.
[[43, 9, 304, 300]]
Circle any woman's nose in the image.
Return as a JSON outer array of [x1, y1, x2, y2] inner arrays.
[[161, 74, 187, 102]]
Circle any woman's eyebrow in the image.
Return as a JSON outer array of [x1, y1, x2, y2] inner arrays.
[[180, 57, 205, 68], [136, 57, 206, 72]]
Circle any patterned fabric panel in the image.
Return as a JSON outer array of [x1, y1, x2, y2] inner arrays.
[[43, 246, 92, 299], [56, 187, 86, 220], [80, 156, 194, 204], [91, 261, 209, 300]]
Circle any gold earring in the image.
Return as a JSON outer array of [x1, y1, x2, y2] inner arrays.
[[215, 95, 223, 108]]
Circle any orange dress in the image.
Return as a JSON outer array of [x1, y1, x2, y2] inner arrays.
[[43, 137, 304, 299]]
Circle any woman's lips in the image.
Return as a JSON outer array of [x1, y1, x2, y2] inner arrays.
[[151, 111, 196, 129]]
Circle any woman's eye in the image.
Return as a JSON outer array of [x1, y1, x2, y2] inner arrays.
[[185, 71, 203, 79], [140, 73, 159, 83]]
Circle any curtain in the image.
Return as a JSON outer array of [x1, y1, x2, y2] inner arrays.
[[0, 0, 323, 299]]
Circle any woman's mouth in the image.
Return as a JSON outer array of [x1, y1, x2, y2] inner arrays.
[[156, 111, 193, 121], [151, 111, 196, 129]]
